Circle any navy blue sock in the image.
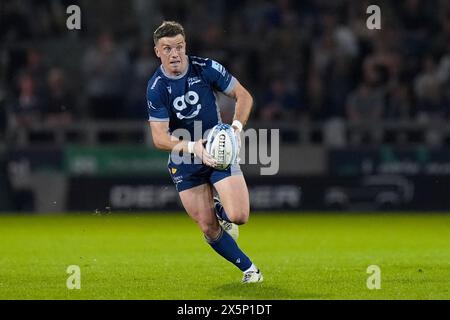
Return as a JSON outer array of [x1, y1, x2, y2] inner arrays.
[[214, 200, 231, 223], [206, 229, 252, 271]]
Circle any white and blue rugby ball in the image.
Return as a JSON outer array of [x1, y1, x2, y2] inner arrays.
[[205, 123, 238, 170]]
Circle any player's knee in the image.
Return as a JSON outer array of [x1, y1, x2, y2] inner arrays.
[[233, 216, 248, 225], [230, 210, 249, 225]]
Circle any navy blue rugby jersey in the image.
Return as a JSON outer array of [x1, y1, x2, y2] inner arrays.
[[146, 56, 236, 140]]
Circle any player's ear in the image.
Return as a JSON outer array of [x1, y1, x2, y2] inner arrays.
[[154, 46, 160, 58]]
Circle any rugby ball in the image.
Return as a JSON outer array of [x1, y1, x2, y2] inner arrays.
[[205, 123, 238, 170]]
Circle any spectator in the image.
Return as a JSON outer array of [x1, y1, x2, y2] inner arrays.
[[346, 82, 385, 124], [260, 77, 303, 121], [414, 56, 448, 122], [43, 67, 76, 126], [20, 49, 49, 97], [385, 82, 412, 120], [127, 43, 159, 119], [9, 74, 45, 128], [82, 32, 130, 120]]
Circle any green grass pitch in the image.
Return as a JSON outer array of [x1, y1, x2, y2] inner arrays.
[[0, 213, 449, 300]]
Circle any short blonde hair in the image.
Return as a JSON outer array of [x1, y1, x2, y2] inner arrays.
[[153, 21, 185, 45]]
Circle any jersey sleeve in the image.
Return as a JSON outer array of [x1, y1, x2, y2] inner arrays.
[[146, 78, 169, 122], [204, 59, 237, 94]]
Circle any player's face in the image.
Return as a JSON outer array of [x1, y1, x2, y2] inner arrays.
[[155, 34, 187, 76]]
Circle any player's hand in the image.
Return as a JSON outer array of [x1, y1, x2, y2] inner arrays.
[[194, 139, 217, 168]]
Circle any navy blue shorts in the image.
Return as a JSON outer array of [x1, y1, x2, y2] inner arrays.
[[167, 154, 242, 192]]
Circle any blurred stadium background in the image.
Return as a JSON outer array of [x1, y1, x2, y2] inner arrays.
[[1, 0, 450, 213], [1, 0, 450, 301]]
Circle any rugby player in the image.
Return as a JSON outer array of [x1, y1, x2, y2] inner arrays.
[[146, 21, 263, 283]]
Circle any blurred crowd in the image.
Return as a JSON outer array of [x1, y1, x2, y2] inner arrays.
[[1, 0, 450, 138]]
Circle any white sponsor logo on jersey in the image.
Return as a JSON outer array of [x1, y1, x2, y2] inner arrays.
[[172, 91, 202, 120], [147, 100, 156, 110], [188, 77, 201, 87], [192, 61, 206, 67], [211, 60, 226, 77]]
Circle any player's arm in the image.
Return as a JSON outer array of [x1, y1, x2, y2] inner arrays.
[[149, 121, 217, 167], [206, 59, 252, 132], [149, 121, 186, 152], [225, 80, 253, 132]]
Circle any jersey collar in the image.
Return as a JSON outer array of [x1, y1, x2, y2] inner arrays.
[[160, 57, 190, 80]]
